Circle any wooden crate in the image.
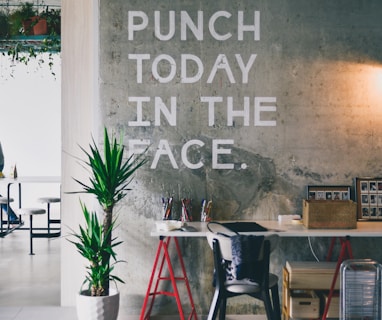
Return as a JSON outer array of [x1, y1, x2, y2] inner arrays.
[[283, 261, 340, 320], [290, 290, 320, 319], [285, 261, 340, 290], [321, 291, 340, 318], [303, 199, 357, 229]]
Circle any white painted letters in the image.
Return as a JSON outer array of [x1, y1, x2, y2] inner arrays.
[[126, 9, 277, 170], [128, 54, 257, 85], [212, 140, 234, 169], [127, 10, 260, 41]]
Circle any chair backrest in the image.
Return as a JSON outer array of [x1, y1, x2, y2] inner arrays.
[[207, 231, 270, 283], [207, 231, 265, 261]]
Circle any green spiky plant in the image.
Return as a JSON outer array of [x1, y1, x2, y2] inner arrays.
[[69, 203, 124, 296], [70, 127, 148, 296]]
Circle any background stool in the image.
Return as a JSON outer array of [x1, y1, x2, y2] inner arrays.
[[0, 197, 14, 234], [17, 208, 46, 255], [38, 197, 61, 237]]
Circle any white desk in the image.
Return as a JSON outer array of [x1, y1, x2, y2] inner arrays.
[[145, 220, 382, 320], [150, 220, 382, 238]]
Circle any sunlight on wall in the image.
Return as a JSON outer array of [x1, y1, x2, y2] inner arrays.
[[373, 67, 382, 101], [358, 64, 382, 111], [347, 63, 382, 115], [314, 61, 382, 122]]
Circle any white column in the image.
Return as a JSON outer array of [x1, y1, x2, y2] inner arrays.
[[61, 0, 100, 306]]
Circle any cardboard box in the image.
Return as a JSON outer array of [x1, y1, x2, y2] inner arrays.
[[290, 290, 320, 318], [303, 199, 357, 229], [286, 261, 340, 290]]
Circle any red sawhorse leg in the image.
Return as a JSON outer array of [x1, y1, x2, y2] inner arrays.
[[321, 236, 353, 320], [140, 236, 198, 320]]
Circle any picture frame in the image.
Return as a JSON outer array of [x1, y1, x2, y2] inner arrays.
[[354, 177, 382, 221], [306, 185, 351, 201]]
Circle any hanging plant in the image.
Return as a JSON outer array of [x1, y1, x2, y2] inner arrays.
[[0, 2, 61, 77]]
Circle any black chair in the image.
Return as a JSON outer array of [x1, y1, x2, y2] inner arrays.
[[207, 232, 281, 320]]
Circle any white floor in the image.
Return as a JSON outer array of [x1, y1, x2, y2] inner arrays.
[[0, 224, 266, 320], [0, 308, 265, 320]]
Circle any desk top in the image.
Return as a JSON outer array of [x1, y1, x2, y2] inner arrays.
[[150, 220, 382, 238], [0, 176, 61, 184]]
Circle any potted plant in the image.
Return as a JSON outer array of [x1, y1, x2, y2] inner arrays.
[[30, 15, 48, 36], [70, 203, 123, 319], [41, 7, 61, 36], [8, 2, 49, 36], [0, 10, 10, 38], [69, 128, 148, 320], [9, 2, 36, 36]]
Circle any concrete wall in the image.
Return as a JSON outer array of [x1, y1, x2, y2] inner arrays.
[[62, 0, 382, 317]]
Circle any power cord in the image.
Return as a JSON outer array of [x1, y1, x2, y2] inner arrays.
[[308, 237, 320, 262]]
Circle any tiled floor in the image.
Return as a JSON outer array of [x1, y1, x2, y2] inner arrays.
[[0, 225, 266, 320], [0, 227, 60, 307], [0, 224, 67, 320], [0, 306, 76, 320]]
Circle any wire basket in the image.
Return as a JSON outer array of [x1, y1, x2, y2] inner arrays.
[[340, 259, 382, 320]]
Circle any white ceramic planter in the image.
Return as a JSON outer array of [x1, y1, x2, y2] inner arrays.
[[76, 288, 120, 320]]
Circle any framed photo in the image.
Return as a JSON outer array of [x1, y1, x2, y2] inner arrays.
[[362, 206, 369, 218], [361, 194, 369, 204], [361, 181, 369, 191], [354, 177, 382, 221], [306, 185, 351, 202], [316, 191, 325, 200]]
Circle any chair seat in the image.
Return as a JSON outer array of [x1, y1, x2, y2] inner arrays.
[[38, 197, 61, 204], [225, 273, 278, 294], [17, 208, 46, 216], [0, 197, 14, 204]]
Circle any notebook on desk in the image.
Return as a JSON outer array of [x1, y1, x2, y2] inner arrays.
[[218, 222, 268, 232]]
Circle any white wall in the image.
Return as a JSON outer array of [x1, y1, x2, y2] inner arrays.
[[0, 54, 61, 206]]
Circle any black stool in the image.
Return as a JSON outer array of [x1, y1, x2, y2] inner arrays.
[[17, 208, 46, 255], [38, 197, 61, 237]]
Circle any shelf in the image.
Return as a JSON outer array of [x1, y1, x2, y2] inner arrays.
[[0, 35, 60, 50]]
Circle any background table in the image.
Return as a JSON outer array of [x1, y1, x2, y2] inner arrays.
[[0, 176, 60, 236]]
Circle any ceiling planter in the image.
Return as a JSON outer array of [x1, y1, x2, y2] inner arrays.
[[0, 2, 61, 76]]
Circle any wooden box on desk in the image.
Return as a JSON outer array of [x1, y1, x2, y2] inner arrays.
[[302, 199, 357, 229]]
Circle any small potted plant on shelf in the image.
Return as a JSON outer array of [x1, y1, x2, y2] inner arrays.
[[41, 7, 61, 36], [69, 127, 148, 320], [0, 10, 10, 38], [9, 2, 37, 36]]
